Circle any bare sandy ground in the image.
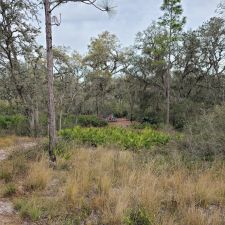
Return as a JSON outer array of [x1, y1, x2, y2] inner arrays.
[[0, 141, 37, 225]]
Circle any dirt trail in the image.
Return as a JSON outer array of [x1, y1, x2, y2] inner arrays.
[[0, 141, 37, 225]]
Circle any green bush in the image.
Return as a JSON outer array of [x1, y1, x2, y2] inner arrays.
[[124, 207, 152, 225], [77, 115, 108, 127], [182, 105, 225, 160], [59, 126, 170, 150], [63, 115, 108, 128], [0, 114, 27, 134]]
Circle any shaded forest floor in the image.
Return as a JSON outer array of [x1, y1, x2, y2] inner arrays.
[[0, 135, 225, 225]]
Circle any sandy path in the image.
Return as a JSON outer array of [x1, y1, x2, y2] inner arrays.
[[0, 141, 37, 225]]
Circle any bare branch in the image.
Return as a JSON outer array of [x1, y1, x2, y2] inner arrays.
[[50, 0, 116, 13]]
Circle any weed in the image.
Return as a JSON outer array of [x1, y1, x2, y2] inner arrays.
[[15, 198, 42, 221], [3, 183, 16, 197], [0, 162, 13, 182], [25, 158, 52, 191], [124, 207, 152, 225]]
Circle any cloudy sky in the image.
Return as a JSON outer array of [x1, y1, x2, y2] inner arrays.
[[38, 0, 221, 54]]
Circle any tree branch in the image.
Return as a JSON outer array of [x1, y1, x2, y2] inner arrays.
[[50, 0, 113, 12]]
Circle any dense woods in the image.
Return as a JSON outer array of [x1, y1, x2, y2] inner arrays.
[[1, 0, 225, 136], [1, 1, 225, 225]]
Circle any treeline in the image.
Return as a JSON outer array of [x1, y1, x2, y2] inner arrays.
[[0, 0, 225, 135]]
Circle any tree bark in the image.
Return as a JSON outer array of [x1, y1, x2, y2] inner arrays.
[[44, 0, 56, 162], [166, 69, 170, 126], [59, 110, 63, 131]]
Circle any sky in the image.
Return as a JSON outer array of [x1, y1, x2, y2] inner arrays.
[[37, 0, 222, 54]]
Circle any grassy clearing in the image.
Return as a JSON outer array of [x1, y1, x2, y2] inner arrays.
[[0, 136, 17, 148], [1, 143, 225, 225], [0, 135, 35, 149]]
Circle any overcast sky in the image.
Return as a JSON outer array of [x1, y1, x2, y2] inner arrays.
[[37, 0, 221, 54]]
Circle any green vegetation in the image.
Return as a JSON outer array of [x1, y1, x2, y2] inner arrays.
[[124, 207, 152, 225], [77, 115, 108, 127], [182, 105, 225, 160], [1, 0, 225, 224], [3, 183, 16, 197], [0, 114, 27, 134], [59, 126, 170, 150], [63, 114, 108, 129], [15, 198, 42, 221]]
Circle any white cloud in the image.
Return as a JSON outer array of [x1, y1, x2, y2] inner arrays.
[[37, 0, 221, 54]]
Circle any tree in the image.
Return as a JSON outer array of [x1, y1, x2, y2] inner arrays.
[[158, 0, 186, 126], [43, 0, 113, 161], [0, 0, 41, 134], [83, 31, 123, 116], [53, 47, 84, 130]]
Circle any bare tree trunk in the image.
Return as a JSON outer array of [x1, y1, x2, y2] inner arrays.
[[44, 0, 56, 162], [59, 110, 63, 130], [96, 95, 99, 116], [166, 69, 170, 126], [30, 106, 35, 136], [34, 102, 39, 137]]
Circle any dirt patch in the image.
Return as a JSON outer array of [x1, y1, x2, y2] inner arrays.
[[0, 201, 14, 215], [109, 118, 133, 127], [0, 140, 38, 225], [0, 200, 22, 225], [0, 150, 9, 161]]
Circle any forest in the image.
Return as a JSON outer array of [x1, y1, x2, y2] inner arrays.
[[1, 0, 225, 224]]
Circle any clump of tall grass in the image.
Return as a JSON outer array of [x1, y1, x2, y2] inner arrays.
[[25, 158, 52, 191]]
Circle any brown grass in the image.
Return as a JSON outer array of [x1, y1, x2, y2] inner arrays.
[[53, 148, 225, 224], [25, 158, 52, 191], [2, 145, 225, 224], [0, 135, 36, 149], [0, 136, 17, 148]]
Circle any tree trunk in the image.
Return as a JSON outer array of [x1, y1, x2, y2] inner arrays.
[[44, 0, 56, 162], [34, 102, 39, 137], [59, 110, 63, 130], [30, 106, 35, 136], [166, 69, 170, 126], [96, 95, 99, 116]]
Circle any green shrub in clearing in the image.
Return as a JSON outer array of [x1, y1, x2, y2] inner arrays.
[[0, 114, 27, 135], [77, 115, 108, 127], [124, 207, 152, 225], [63, 115, 108, 128], [182, 105, 225, 160], [59, 126, 170, 150]]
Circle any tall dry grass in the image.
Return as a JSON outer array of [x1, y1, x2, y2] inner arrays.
[[3, 141, 225, 224], [57, 147, 225, 225], [25, 158, 52, 191]]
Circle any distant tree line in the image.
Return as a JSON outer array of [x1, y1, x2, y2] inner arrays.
[[1, 0, 225, 136]]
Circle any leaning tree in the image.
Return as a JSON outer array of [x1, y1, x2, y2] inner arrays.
[[43, 0, 113, 161]]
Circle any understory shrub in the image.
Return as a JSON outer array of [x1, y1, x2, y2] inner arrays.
[[77, 115, 108, 127], [59, 126, 170, 150], [63, 115, 108, 128], [182, 105, 225, 160], [0, 114, 27, 134]]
